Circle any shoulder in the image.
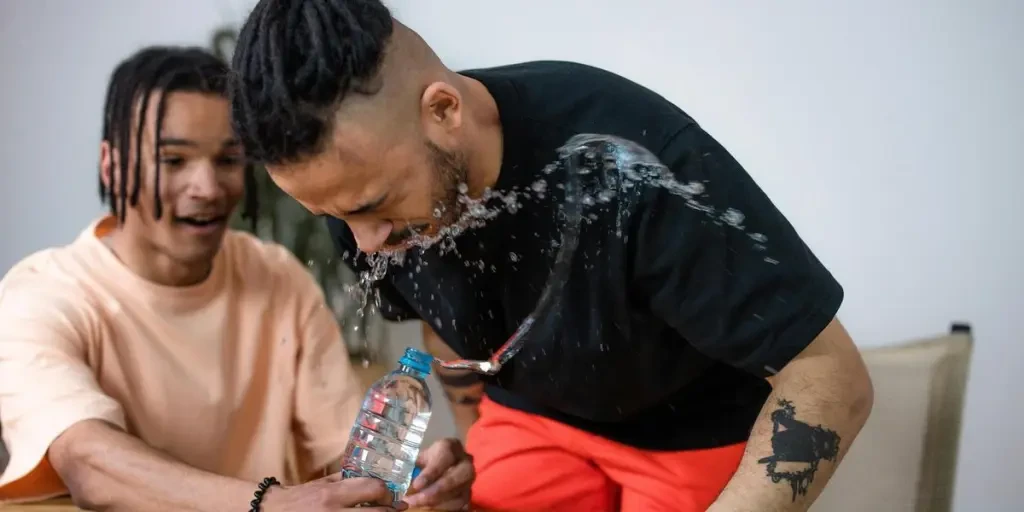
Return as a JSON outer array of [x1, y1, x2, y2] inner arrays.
[[220, 229, 324, 301], [468, 60, 695, 152], [464, 60, 647, 96], [221, 229, 301, 270], [0, 246, 103, 344]]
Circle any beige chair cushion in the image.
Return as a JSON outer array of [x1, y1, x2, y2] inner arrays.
[[811, 328, 972, 512]]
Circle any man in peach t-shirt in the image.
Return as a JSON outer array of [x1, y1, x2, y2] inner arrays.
[[0, 46, 473, 511]]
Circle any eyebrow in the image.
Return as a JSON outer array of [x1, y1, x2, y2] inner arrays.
[[158, 137, 240, 148], [344, 193, 388, 216]]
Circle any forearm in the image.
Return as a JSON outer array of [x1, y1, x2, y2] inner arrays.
[[421, 322, 483, 440], [710, 322, 874, 511], [49, 420, 256, 512], [439, 372, 484, 440]]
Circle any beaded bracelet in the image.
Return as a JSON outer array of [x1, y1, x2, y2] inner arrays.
[[249, 476, 280, 512]]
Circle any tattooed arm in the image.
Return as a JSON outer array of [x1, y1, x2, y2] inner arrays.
[[421, 322, 484, 440], [707, 319, 874, 512]]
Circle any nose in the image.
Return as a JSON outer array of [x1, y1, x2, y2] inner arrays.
[[349, 219, 394, 253], [186, 163, 225, 200]]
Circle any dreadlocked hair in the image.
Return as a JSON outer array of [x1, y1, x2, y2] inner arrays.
[[229, 0, 393, 165], [99, 46, 259, 229]]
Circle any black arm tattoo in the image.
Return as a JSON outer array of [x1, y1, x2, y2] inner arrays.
[[437, 370, 483, 406], [444, 391, 482, 405], [757, 399, 841, 502]]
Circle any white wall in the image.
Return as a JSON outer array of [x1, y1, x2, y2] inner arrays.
[[2, 1, 1021, 510]]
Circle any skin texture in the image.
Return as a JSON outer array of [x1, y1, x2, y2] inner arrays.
[[265, 23, 502, 255], [706, 319, 873, 512], [50, 420, 399, 512], [100, 91, 244, 286], [422, 324, 484, 440]]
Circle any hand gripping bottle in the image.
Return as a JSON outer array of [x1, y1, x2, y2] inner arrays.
[[340, 348, 433, 505]]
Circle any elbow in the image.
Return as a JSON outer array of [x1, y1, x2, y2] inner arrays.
[[49, 422, 116, 510], [848, 366, 874, 426]]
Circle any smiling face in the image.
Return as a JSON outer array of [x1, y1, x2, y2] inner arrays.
[[266, 85, 471, 254], [102, 91, 245, 269]]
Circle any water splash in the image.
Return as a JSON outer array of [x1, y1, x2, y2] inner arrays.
[[563, 133, 767, 247], [345, 133, 773, 354], [431, 140, 586, 374], [344, 185, 531, 316]]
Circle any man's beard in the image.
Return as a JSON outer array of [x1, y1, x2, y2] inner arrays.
[[430, 140, 469, 226], [384, 141, 469, 247]]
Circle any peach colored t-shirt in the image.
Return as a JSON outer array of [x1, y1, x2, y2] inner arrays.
[[0, 217, 363, 502]]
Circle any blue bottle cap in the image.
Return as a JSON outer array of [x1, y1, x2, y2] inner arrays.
[[399, 347, 433, 375]]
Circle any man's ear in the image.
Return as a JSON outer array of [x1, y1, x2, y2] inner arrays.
[[99, 140, 115, 192], [420, 81, 463, 139]]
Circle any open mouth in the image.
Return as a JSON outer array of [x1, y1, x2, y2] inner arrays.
[[174, 215, 227, 228]]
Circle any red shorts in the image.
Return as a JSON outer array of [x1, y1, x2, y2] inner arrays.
[[466, 396, 745, 512]]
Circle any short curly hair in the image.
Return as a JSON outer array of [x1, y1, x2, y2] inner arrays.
[[229, 0, 394, 166]]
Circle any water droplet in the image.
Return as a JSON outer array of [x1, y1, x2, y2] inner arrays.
[[721, 208, 745, 227]]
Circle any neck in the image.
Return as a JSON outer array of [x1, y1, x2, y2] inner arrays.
[[461, 76, 503, 197], [105, 230, 213, 287]]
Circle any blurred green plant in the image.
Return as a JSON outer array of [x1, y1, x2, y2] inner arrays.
[[211, 26, 386, 364]]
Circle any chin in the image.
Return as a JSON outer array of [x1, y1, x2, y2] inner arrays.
[[177, 242, 224, 266]]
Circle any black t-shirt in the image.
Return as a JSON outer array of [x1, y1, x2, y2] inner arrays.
[[328, 61, 843, 451]]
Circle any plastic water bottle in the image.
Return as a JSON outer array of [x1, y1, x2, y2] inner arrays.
[[340, 348, 433, 505]]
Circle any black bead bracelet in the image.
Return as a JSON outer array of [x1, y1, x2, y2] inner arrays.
[[249, 476, 280, 511]]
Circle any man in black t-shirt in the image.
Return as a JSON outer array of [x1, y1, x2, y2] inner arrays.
[[230, 2, 874, 511]]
